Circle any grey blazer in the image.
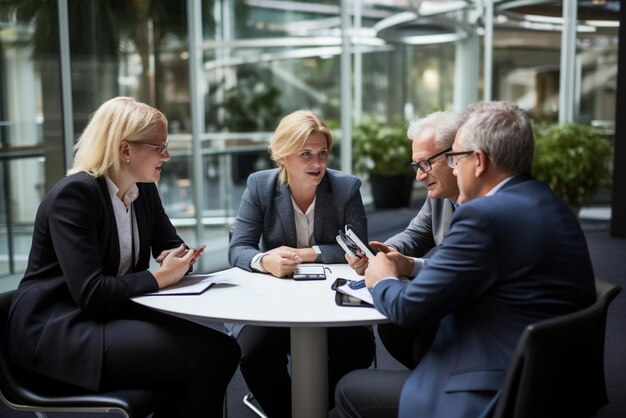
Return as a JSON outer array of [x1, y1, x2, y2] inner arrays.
[[385, 197, 455, 257], [228, 168, 368, 270]]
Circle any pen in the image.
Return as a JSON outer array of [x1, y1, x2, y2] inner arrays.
[[348, 279, 366, 290]]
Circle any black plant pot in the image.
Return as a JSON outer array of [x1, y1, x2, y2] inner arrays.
[[370, 173, 414, 209]]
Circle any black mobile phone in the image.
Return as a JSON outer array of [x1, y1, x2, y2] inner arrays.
[[293, 265, 327, 281], [331, 278, 373, 307], [335, 292, 372, 307]]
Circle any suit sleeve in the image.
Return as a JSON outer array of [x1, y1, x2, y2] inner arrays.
[[48, 180, 158, 314], [228, 175, 265, 271], [385, 198, 436, 257], [372, 204, 498, 331]]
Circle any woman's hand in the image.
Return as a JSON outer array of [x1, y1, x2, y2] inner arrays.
[[151, 244, 196, 289], [186, 244, 206, 266], [261, 250, 302, 278], [156, 244, 205, 266], [267, 245, 317, 263]]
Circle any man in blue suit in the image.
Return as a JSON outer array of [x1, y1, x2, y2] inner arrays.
[[332, 101, 596, 418]]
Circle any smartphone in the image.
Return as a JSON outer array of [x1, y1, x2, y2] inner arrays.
[[185, 244, 205, 252], [336, 231, 359, 257], [293, 265, 326, 281]]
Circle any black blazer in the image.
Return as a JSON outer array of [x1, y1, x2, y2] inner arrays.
[[5, 172, 183, 390]]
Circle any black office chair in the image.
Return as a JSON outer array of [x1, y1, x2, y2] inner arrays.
[[490, 277, 621, 418], [0, 290, 157, 418]]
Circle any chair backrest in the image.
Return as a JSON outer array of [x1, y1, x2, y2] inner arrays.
[[0, 290, 21, 404], [492, 278, 621, 418], [0, 290, 157, 418]]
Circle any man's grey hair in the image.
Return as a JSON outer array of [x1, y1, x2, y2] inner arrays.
[[407, 111, 463, 150], [458, 101, 534, 175]]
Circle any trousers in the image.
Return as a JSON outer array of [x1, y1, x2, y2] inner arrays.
[[100, 303, 240, 417]]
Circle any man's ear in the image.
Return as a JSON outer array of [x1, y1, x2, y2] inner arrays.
[[474, 150, 488, 177]]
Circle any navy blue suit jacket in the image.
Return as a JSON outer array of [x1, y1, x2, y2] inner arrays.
[[228, 168, 367, 269], [372, 175, 595, 418], [6, 172, 183, 391]]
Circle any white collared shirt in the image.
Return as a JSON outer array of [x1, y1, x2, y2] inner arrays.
[[105, 177, 139, 275], [486, 175, 515, 196], [250, 197, 320, 272], [292, 196, 317, 249]]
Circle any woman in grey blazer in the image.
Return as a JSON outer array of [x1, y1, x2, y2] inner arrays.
[[229, 110, 375, 417]]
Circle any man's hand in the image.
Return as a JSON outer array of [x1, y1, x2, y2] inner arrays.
[[345, 241, 397, 275], [364, 252, 399, 288], [345, 251, 368, 275], [369, 241, 396, 254], [385, 252, 415, 278]]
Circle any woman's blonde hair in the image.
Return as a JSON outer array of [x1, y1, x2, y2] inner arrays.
[[269, 109, 333, 184], [67, 96, 167, 177]]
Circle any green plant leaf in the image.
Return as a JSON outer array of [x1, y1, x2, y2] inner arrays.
[[532, 122, 613, 209], [351, 116, 412, 176]]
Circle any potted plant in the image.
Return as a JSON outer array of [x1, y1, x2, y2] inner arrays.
[[532, 122, 613, 214], [352, 116, 414, 208]]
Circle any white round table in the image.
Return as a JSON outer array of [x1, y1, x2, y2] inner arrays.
[[133, 263, 388, 418]]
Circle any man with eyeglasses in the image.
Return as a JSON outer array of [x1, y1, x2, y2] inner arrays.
[[332, 101, 595, 418], [345, 111, 462, 370]]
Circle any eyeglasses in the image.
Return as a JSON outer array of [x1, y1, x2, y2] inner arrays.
[[445, 150, 474, 168], [410, 147, 451, 173], [132, 140, 169, 156]]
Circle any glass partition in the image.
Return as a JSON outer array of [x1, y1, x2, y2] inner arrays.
[[0, 0, 620, 277]]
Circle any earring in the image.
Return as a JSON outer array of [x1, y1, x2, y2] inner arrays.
[[126, 159, 130, 163]]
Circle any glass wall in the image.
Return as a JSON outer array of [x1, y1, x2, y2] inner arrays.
[[0, 0, 620, 278]]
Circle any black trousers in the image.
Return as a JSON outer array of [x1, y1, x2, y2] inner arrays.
[[237, 325, 375, 418], [377, 321, 439, 370], [100, 303, 240, 418], [331, 369, 411, 418]]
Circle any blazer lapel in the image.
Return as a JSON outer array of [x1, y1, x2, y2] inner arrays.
[[96, 177, 121, 273], [275, 181, 297, 247], [314, 175, 332, 245]]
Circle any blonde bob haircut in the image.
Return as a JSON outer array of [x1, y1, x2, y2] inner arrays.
[[67, 96, 167, 177], [269, 109, 333, 184]]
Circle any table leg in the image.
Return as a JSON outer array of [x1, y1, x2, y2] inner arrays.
[[290, 327, 328, 418]]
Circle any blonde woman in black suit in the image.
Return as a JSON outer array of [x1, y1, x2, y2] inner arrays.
[[229, 109, 375, 417], [5, 97, 240, 417]]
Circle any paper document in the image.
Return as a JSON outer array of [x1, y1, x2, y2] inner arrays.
[[145, 271, 234, 295], [337, 282, 374, 305]]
